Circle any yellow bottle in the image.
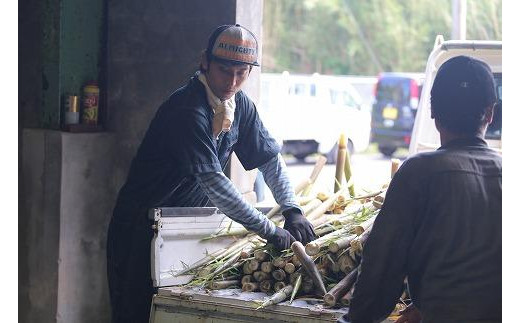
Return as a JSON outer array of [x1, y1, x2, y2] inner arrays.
[[82, 81, 100, 125]]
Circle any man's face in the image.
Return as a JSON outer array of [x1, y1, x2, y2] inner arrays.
[[204, 60, 251, 100]]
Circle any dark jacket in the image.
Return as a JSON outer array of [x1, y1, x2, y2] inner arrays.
[[347, 137, 502, 323]]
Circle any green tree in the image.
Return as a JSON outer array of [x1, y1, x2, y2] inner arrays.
[[262, 0, 501, 75]]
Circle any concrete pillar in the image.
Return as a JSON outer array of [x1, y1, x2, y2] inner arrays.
[[21, 129, 115, 323], [452, 0, 467, 40]]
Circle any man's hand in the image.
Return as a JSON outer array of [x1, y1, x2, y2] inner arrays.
[[395, 304, 422, 323], [267, 227, 296, 251], [282, 208, 317, 245]]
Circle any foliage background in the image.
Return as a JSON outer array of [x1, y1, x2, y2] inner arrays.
[[262, 0, 502, 75]]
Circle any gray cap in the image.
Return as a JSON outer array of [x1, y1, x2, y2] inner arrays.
[[206, 24, 260, 66]]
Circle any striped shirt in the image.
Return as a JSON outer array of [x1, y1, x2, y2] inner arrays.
[[195, 153, 299, 238]]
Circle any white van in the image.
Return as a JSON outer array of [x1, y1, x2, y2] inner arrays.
[[259, 72, 371, 163], [409, 36, 502, 155]]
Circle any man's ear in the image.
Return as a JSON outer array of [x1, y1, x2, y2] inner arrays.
[[484, 104, 494, 124]]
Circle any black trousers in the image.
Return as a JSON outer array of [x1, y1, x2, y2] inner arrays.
[[107, 216, 155, 323]]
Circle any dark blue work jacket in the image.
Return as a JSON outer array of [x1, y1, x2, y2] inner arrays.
[[112, 75, 280, 223]]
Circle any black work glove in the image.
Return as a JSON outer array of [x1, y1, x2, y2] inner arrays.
[[282, 207, 317, 245], [267, 227, 296, 251]]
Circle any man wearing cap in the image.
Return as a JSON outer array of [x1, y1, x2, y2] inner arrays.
[[107, 24, 316, 322], [338, 56, 501, 323]]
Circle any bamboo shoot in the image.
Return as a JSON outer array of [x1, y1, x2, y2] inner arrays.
[[291, 241, 327, 296]]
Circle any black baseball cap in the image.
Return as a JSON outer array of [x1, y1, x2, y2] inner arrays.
[[206, 24, 260, 66], [431, 55, 497, 118], [430, 55, 497, 134]]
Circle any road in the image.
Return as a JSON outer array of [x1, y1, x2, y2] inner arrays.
[[257, 150, 409, 206]]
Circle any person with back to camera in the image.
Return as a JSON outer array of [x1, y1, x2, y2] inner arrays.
[[106, 24, 316, 323], [338, 55, 501, 323]]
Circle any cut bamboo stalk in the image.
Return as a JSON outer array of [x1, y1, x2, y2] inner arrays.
[[266, 156, 326, 222], [301, 182, 314, 197], [313, 210, 366, 231], [260, 280, 273, 293], [372, 194, 385, 209], [330, 261, 341, 274], [211, 252, 241, 278], [198, 267, 213, 278], [344, 139, 355, 197], [242, 259, 257, 275], [306, 187, 348, 222], [242, 282, 259, 292], [254, 250, 269, 262], [247, 259, 260, 272], [289, 274, 302, 304], [309, 155, 328, 183], [291, 255, 301, 267], [243, 264, 253, 275], [340, 286, 355, 306], [291, 241, 327, 296], [391, 158, 401, 178], [328, 234, 358, 253], [324, 254, 340, 274], [255, 285, 294, 310], [175, 238, 250, 276], [217, 259, 246, 278], [297, 195, 316, 206], [272, 269, 287, 281], [310, 213, 338, 228], [284, 262, 296, 274], [304, 241, 321, 257], [351, 227, 373, 253], [332, 207, 343, 214], [301, 198, 323, 216], [316, 192, 330, 202], [273, 257, 287, 268], [261, 261, 274, 273], [210, 280, 240, 290], [323, 267, 359, 306], [334, 134, 348, 193], [339, 253, 356, 274], [305, 228, 349, 256], [294, 155, 328, 195], [253, 271, 269, 282], [353, 216, 376, 236], [241, 275, 253, 285], [290, 272, 300, 285], [274, 281, 286, 292]]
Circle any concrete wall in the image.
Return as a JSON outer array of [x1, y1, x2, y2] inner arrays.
[[20, 1, 264, 322], [20, 130, 62, 323], [56, 132, 115, 322], [21, 129, 115, 323]]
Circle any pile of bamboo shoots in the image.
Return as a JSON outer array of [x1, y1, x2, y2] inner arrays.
[[177, 134, 407, 313]]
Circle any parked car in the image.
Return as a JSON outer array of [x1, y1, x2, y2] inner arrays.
[[370, 72, 424, 156], [409, 36, 502, 155], [259, 72, 371, 163]]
